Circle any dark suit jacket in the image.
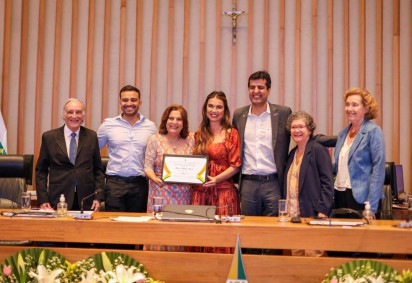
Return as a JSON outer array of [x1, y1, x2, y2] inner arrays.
[[36, 126, 105, 210], [232, 103, 291, 189], [283, 139, 334, 217]]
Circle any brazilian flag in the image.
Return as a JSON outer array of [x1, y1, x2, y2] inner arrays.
[[226, 235, 248, 283], [0, 110, 7, 155]]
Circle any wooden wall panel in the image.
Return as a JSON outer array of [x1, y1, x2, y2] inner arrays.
[[101, 0, 111, 122], [198, 0, 205, 111], [69, 0, 78, 99], [0, 0, 410, 190], [343, 0, 349, 99], [1, 0, 11, 125], [119, 0, 126, 89], [17, 0, 29, 153], [149, 0, 158, 118], [392, 0, 400, 163], [181, 0, 190, 108], [51, 0, 63, 129], [167, 0, 175, 106], [410, 0, 412, 170], [85, 0, 95, 127], [33, 0, 46, 173], [279, 0, 285, 105], [359, 0, 366, 88], [294, 0, 301, 111], [263, 0, 269, 70], [247, 0, 253, 76], [311, 0, 317, 119], [327, 0, 333, 135], [375, 0, 383, 127]]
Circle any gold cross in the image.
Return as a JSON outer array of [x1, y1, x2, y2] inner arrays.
[[224, 0, 246, 44]]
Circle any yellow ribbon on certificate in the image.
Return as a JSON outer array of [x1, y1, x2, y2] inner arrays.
[[163, 161, 172, 180], [196, 164, 207, 183]]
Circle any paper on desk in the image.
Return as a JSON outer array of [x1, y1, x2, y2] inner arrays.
[[111, 216, 153, 222]]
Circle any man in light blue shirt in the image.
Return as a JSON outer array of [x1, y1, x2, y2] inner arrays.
[[98, 85, 157, 212]]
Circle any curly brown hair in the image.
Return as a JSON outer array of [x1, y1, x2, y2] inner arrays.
[[286, 111, 316, 138], [158, 104, 189, 139], [344, 88, 378, 120]]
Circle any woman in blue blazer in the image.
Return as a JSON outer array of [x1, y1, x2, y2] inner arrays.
[[334, 88, 385, 214], [283, 111, 334, 218]]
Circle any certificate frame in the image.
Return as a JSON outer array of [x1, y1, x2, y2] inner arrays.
[[161, 154, 208, 185]]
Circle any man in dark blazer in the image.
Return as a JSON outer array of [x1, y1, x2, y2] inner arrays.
[[232, 71, 291, 217], [36, 98, 105, 211]]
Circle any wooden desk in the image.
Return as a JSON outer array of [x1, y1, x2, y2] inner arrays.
[[1, 211, 412, 283]]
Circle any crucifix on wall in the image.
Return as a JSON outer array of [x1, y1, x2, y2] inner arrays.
[[223, 0, 246, 44]]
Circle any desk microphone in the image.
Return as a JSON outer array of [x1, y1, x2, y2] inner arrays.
[[72, 190, 101, 220], [81, 191, 100, 214]]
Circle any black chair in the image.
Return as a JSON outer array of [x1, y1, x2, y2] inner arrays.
[[380, 162, 394, 219], [99, 157, 109, 211], [0, 154, 34, 207], [0, 154, 34, 183], [0, 154, 34, 246], [313, 134, 337, 147], [101, 156, 109, 174]]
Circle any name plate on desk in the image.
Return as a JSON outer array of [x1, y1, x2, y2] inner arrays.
[[161, 154, 208, 184]]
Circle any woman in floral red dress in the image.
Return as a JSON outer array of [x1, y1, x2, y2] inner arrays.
[[192, 91, 241, 253]]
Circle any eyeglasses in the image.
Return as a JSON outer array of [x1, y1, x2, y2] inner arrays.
[[290, 125, 307, 130]]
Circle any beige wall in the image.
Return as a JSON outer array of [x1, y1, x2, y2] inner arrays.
[[0, 0, 411, 191]]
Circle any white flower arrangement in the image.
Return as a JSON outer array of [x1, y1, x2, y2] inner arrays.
[[322, 259, 412, 283], [0, 248, 163, 283]]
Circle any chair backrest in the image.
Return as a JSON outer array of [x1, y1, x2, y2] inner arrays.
[[0, 154, 34, 208], [380, 162, 395, 219], [101, 156, 109, 174], [0, 154, 34, 185], [0, 178, 25, 208], [313, 134, 337, 148], [384, 161, 395, 186]]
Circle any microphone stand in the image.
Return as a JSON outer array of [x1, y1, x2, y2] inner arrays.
[[72, 191, 99, 220], [81, 191, 97, 214]]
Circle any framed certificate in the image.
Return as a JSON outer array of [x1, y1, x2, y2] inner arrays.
[[161, 154, 208, 184]]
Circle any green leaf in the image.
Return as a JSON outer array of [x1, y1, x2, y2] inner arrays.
[[38, 249, 46, 265], [17, 253, 26, 282], [101, 252, 113, 272]]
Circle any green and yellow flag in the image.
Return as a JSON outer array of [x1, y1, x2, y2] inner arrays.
[[0, 110, 7, 155], [226, 235, 248, 283]]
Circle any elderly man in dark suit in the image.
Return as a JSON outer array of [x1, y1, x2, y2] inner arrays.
[[36, 98, 105, 211], [232, 71, 291, 217]]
